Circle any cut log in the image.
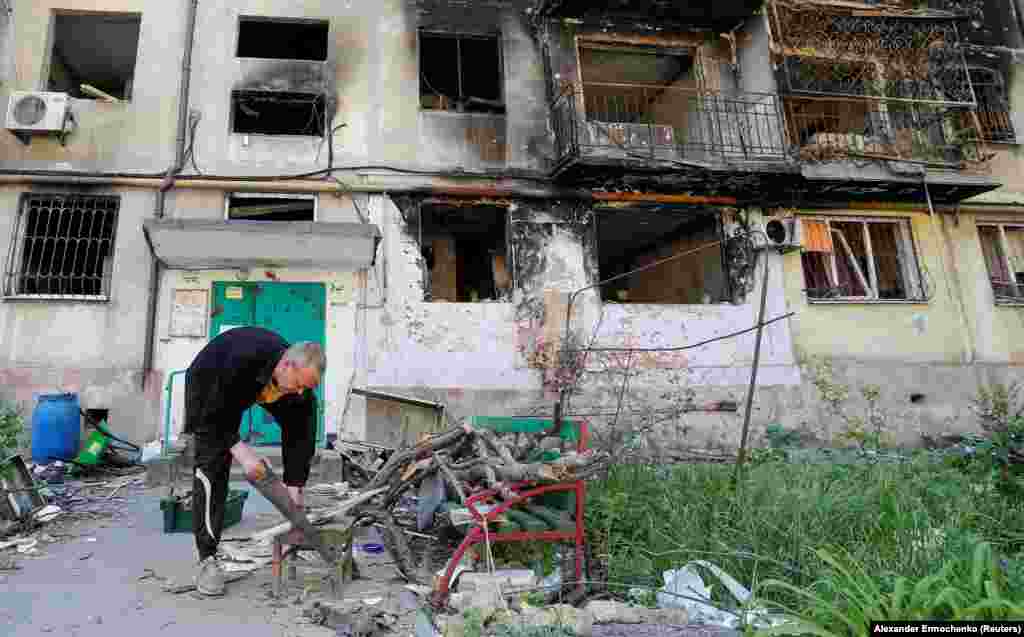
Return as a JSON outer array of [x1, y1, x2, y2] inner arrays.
[[366, 426, 469, 490], [251, 486, 388, 543]]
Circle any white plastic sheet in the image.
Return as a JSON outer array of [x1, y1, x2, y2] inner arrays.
[[657, 560, 787, 630]]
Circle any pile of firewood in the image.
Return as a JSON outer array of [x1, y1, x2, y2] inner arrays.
[[320, 422, 610, 583]]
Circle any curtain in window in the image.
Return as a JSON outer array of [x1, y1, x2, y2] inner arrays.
[[978, 226, 1009, 285], [868, 223, 906, 299]]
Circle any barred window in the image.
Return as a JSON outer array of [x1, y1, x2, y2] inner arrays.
[[3, 194, 119, 299]]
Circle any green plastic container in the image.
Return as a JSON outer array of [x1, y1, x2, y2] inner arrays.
[[160, 489, 249, 534], [74, 430, 111, 466]]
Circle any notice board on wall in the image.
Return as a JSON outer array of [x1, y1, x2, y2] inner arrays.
[[170, 289, 208, 337]]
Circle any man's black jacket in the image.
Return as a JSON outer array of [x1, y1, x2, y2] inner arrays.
[[184, 326, 316, 487]]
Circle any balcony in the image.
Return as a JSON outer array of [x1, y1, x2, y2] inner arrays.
[[550, 82, 794, 195], [530, 0, 764, 30], [784, 96, 1000, 203]]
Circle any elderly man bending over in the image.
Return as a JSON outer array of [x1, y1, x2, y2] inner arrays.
[[183, 326, 325, 596]]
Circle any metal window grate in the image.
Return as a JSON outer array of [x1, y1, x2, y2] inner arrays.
[[3, 193, 119, 299]]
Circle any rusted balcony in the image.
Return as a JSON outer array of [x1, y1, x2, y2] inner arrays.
[[784, 97, 988, 167], [531, 0, 764, 30], [550, 82, 792, 192]]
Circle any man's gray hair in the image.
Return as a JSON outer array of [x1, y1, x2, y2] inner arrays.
[[282, 342, 326, 375]]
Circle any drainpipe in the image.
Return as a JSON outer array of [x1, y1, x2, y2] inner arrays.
[[924, 181, 975, 365], [141, 0, 198, 391]]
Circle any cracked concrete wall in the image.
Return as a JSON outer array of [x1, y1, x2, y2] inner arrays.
[[360, 194, 804, 450]]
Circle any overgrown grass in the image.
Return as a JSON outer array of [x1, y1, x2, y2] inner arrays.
[[584, 455, 1024, 625]]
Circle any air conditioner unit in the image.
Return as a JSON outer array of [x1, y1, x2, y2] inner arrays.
[[5, 91, 70, 133], [763, 216, 803, 252]]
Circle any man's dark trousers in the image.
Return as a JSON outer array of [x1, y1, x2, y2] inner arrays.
[[192, 436, 233, 560]]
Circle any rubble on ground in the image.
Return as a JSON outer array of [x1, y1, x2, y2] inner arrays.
[[0, 455, 146, 569]]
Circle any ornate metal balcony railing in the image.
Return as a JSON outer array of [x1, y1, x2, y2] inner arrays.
[[784, 96, 987, 167], [769, 2, 974, 107], [550, 82, 790, 169]]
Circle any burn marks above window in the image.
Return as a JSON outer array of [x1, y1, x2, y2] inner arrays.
[[597, 208, 727, 305], [47, 12, 141, 101], [231, 91, 326, 136], [227, 194, 316, 222], [419, 32, 505, 114], [237, 17, 329, 62], [416, 204, 510, 303]]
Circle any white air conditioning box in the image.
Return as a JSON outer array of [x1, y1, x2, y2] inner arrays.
[[764, 217, 803, 252], [5, 91, 70, 133]]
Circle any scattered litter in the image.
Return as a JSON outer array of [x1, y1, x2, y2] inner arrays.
[[79, 552, 93, 561], [398, 589, 420, 612], [162, 580, 197, 594], [34, 505, 62, 523], [15, 539, 38, 554], [138, 568, 157, 581], [141, 441, 162, 464], [40, 625, 54, 633], [88, 615, 102, 625], [416, 474, 444, 531], [657, 561, 787, 629], [84, 537, 97, 543]]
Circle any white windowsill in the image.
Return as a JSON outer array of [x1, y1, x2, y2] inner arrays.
[[806, 298, 929, 306], [3, 294, 110, 302]]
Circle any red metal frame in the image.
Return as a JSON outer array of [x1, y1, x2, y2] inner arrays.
[[432, 420, 590, 606]]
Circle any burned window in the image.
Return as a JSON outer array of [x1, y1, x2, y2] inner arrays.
[[597, 208, 726, 304], [237, 17, 329, 61], [231, 91, 326, 136], [978, 224, 1024, 303], [419, 32, 504, 114], [418, 204, 509, 302], [968, 67, 1015, 142], [578, 45, 694, 126], [800, 217, 923, 301], [3, 194, 119, 299], [227, 193, 316, 221], [47, 12, 141, 101]]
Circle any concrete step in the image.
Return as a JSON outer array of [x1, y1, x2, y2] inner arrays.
[[144, 448, 347, 489]]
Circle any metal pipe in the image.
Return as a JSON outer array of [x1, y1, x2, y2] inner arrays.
[[924, 181, 975, 365], [142, 0, 198, 393], [733, 247, 771, 487], [163, 369, 187, 455], [0, 174, 740, 205]]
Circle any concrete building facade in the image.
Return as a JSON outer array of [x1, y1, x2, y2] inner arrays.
[[1, 0, 1021, 457]]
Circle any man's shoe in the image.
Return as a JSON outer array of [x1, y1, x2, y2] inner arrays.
[[195, 556, 226, 597]]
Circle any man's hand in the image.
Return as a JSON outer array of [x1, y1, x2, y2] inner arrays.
[[287, 485, 304, 512], [230, 441, 267, 482]]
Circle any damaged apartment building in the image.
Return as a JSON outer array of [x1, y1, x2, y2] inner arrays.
[[0, 0, 1022, 458]]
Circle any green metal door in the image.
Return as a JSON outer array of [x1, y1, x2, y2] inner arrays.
[[210, 282, 326, 447]]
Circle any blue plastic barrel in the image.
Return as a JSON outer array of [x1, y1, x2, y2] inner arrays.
[[30, 393, 81, 464]]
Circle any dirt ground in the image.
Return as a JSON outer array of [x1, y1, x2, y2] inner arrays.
[[1, 476, 741, 637]]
